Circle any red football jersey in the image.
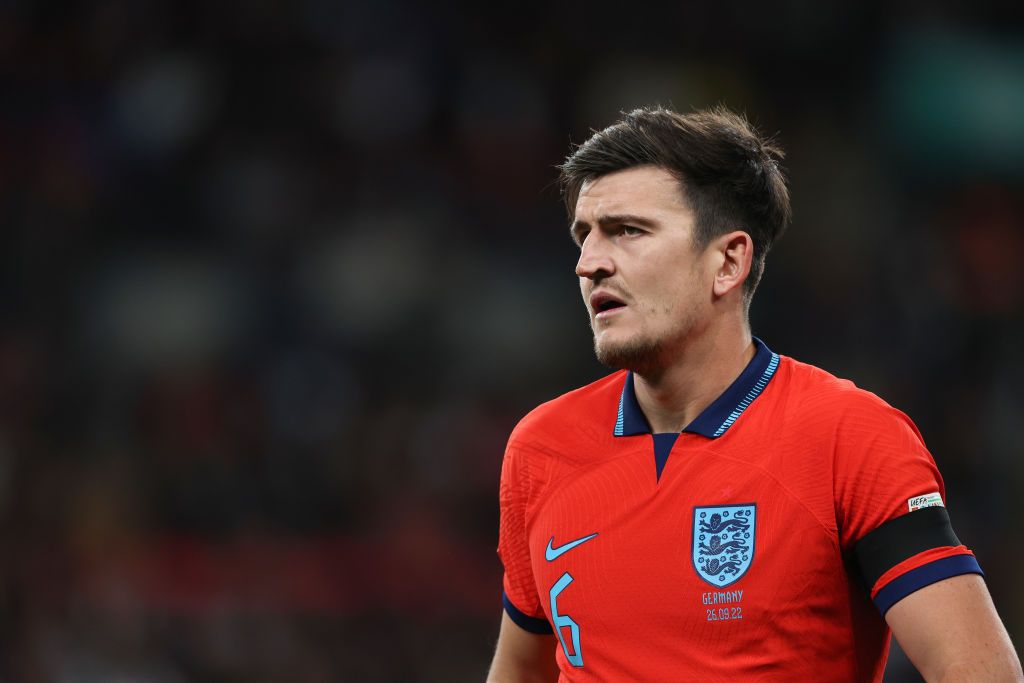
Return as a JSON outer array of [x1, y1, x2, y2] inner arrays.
[[497, 339, 980, 682]]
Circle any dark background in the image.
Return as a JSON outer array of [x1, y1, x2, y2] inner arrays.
[[1, 1, 1022, 681]]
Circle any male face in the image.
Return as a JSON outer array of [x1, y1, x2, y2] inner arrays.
[[571, 165, 713, 374]]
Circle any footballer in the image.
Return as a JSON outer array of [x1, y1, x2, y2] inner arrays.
[[487, 107, 1023, 682]]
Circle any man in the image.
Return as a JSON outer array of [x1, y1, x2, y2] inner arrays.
[[487, 107, 1022, 682]]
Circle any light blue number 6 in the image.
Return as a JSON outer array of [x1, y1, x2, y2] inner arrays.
[[549, 572, 583, 667]]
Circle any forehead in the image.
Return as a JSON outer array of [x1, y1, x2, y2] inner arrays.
[[574, 165, 688, 221]]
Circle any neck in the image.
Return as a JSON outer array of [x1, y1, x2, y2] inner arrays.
[[633, 316, 754, 433]]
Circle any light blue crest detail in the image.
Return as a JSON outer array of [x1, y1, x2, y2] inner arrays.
[[692, 504, 757, 587], [712, 353, 779, 437]]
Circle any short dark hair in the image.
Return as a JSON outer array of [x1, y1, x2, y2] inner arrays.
[[558, 106, 791, 298]]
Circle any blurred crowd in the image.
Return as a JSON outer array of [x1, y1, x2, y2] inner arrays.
[[1, 1, 1022, 681]]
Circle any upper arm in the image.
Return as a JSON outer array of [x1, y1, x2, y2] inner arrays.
[[830, 395, 983, 613], [828, 392, 1019, 679], [886, 574, 1023, 682], [494, 431, 559, 681], [498, 436, 546, 622], [487, 612, 559, 683]]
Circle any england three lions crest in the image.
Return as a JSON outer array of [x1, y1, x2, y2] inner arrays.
[[692, 504, 756, 587]]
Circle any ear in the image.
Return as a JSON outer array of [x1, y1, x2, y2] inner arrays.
[[712, 231, 753, 298]]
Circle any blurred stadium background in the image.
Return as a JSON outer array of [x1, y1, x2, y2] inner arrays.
[[1, 2, 1022, 681]]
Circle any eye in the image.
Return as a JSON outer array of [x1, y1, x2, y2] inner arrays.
[[620, 224, 643, 236], [573, 228, 590, 247]]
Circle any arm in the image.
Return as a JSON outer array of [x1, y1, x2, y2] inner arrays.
[[886, 574, 1023, 682], [486, 612, 560, 683]]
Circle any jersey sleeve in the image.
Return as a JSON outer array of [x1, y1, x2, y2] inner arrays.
[[832, 393, 982, 615], [497, 433, 552, 634]]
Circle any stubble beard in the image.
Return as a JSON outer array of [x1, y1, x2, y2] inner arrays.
[[591, 303, 699, 377], [594, 333, 666, 376]]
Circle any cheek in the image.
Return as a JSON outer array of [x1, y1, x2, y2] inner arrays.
[[655, 272, 702, 317]]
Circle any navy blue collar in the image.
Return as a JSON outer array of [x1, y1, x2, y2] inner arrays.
[[614, 337, 780, 439]]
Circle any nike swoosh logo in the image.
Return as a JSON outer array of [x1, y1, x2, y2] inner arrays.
[[545, 533, 598, 561]]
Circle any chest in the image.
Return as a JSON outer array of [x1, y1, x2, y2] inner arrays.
[[528, 441, 849, 661]]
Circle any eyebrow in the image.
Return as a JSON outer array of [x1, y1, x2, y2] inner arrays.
[[570, 213, 657, 242]]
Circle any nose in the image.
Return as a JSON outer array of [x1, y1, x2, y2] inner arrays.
[[575, 231, 615, 280]]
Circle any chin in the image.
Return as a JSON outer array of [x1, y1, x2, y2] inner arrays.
[[594, 335, 664, 374]]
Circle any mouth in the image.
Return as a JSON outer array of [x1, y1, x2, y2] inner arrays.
[[590, 291, 627, 319]]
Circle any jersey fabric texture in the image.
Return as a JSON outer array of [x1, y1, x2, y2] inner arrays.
[[497, 338, 981, 682]]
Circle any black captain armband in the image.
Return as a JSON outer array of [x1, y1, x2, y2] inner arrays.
[[853, 506, 983, 614], [854, 506, 961, 588]]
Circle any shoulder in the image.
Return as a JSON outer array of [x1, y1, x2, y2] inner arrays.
[[509, 370, 626, 449], [500, 371, 625, 495], [778, 355, 905, 421], [774, 355, 925, 448]]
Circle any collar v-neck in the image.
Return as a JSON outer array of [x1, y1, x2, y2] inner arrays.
[[613, 337, 780, 439]]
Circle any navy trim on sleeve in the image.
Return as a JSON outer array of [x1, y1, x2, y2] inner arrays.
[[854, 506, 961, 589], [873, 554, 984, 615], [503, 592, 553, 634]]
